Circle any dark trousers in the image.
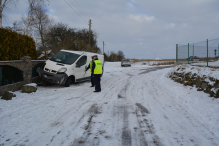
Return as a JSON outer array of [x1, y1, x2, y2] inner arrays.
[[93, 74, 101, 91], [91, 75, 94, 86]]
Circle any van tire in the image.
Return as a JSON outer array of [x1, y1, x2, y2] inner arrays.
[[65, 77, 71, 87]]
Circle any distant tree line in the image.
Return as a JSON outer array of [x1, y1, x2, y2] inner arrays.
[[2, 0, 101, 59], [44, 23, 100, 54], [104, 50, 125, 62]]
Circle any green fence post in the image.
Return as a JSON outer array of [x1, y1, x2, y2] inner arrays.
[[207, 39, 208, 66], [193, 44, 194, 61], [176, 44, 178, 64], [218, 44, 219, 58], [188, 43, 189, 64]]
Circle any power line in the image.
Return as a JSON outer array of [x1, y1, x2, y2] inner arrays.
[[63, 0, 88, 23], [68, 0, 88, 21], [71, 0, 98, 32], [65, 0, 99, 40], [71, 0, 90, 20], [68, 0, 99, 33]]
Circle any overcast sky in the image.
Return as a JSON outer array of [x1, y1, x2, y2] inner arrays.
[[2, 0, 219, 59]]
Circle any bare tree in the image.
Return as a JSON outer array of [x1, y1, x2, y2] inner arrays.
[[32, 3, 52, 59], [103, 52, 109, 61], [22, 0, 48, 35], [117, 50, 125, 61], [109, 51, 117, 62], [0, 0, 18, 28], [44, 24, 101, 55]]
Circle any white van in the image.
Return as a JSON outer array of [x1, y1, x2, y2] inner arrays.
[[39, 50, 104, 87]]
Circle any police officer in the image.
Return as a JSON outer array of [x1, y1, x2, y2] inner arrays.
[[85, 56, 95, 87], [92, 55, 102, 92]]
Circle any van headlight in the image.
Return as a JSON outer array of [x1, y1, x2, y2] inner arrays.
[[58, 68, 67, 74]]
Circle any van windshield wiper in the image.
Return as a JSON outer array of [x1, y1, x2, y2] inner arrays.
[[56, 63, 65, 66]]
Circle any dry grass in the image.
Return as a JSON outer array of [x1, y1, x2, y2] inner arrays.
[[132, 59, 175, 62], [131, 59, 176, 64]]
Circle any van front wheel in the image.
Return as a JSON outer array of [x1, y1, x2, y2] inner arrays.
[[65, 77, 71, 87]]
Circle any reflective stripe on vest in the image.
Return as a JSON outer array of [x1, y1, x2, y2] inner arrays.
[[90, 61, 93, 73], [93, 60, 102, 74]]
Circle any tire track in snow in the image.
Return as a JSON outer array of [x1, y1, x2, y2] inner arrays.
[[121, 105, 132, 146], [70, 104, 100, 146], [118, 82, 129, 99], [3, 89, 88, 145], [4, 64, 219, 146], [154, 76, 219, 145], [143, 71, 201, 145], [141, 68, 219, 146], [15, 87, 101, 146], [138, 66, 173, 75], [50, 66, 172, 146], [135, 103, 163, 146], [122, 66, 175, 146], [66, 72, 126, 145], [117, 75, 132, 99]]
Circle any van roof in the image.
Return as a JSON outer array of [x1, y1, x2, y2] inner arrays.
[[61, 50, 103, 56]]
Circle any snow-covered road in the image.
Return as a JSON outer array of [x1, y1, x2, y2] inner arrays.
[[1, 62, 219, 146]]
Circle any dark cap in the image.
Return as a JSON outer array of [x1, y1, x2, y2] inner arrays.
[[92, 55, 98, 59]]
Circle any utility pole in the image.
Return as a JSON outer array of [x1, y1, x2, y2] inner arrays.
[[176, 44, 178, 64], [207, 39, 208, 67], [103, 41, 104, 55], [188, 43, 190, 64], [89, 19, 92, 52]]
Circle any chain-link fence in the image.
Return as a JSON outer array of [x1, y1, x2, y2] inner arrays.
[[176, 38, 219, 66]]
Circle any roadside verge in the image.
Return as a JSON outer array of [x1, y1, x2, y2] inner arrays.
[[167, 65, 219, 98]]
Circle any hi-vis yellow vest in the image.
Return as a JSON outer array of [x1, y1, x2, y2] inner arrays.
[[90, 61, 93, 73], [93, 60, 102, 74]]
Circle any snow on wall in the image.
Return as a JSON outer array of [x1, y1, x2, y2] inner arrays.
[[167, 64, 219, 80]]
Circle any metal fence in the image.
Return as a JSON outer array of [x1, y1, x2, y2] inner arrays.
[[176, 38, 219, 66], [0, 65, 23, 86]]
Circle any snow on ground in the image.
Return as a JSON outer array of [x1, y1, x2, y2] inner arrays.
[[192, 60, 219, 67], [0, 62, 219, 146], [24, 83, 37, 87]]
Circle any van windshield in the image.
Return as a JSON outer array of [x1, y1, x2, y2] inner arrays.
[[49, 51, 80, 65]]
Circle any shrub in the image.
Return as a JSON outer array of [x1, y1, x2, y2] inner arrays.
[[0, 28, 37, 61]]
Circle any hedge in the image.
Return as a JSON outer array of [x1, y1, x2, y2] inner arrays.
[[0, 28, 37, 61]]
